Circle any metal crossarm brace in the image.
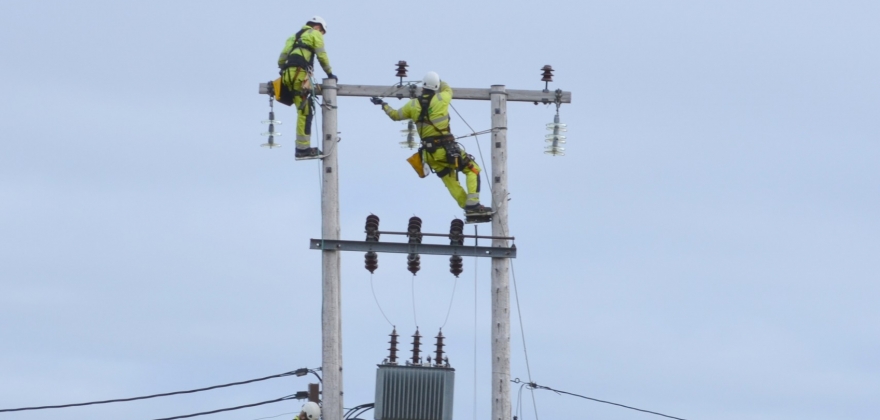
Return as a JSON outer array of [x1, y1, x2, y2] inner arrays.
[[334, 84, 571, 103], [309, 239, 517, 258]]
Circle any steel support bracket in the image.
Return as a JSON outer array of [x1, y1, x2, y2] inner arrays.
[[310, 239, 516, 258]]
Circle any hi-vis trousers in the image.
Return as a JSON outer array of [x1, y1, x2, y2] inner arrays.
[[282, 68, 313, 150], [424, 146, 481, 208]]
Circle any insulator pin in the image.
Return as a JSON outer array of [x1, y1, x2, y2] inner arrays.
[[387, 328, 399, 364], [434, 330, 446, 367], [411, 329, 422, 365]]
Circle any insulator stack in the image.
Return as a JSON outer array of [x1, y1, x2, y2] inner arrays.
[[364, 215, 381, 273], [448, 219, 464, 277], [399, 120, 418, 149], [434, 330, 445, 366], [541, 64, 555, 92], [411, 329, 422, 365], [545, 112, 567, 157], [260, 95, 283, 148], [395, 60, 409, 86], [407, 217, 422, 275], [387, 327, 399, 364]]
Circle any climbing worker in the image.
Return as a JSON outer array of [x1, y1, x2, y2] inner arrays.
[[277, 16, 336, 159], [293, 402, 321, 420], [370, 72, 492, 215]]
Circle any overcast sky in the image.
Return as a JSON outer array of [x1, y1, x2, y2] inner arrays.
[[1, 1, 878, 420]]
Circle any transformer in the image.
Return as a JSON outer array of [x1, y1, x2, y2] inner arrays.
[[374, 365, 455, 420]]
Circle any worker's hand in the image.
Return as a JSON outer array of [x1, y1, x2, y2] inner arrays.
[[370, 97, 385, 106], [327, 73, 338, 81]]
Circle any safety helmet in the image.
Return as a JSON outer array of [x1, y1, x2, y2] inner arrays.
[[300, 402, 321, 420], [422, 71, 440, 91], [307, 16, 328, 33]]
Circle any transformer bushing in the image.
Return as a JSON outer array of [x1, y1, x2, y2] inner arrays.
[[434, 330, 445, 367], [407, 217, 422, 275], [365, 215, 380, 273], [387, 327, 399, 364], [411, 328, 422, 365], [448, 219, 464, 277]]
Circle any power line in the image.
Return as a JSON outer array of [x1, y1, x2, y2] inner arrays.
[[151, 394, 298, 420], [513, 380, 689, 420], [0, 369, 314, 413], [510, 260, 540, 420]]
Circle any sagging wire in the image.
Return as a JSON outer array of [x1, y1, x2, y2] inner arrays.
[[249, 411, 298, 420], [511, 260, 539, 420], [344, 403, 375, 420], [150, 395, 300, 420], [511, 379, 689, 420], [440, 273, 459, 330], [0, 369, 314, 413], [411, 274, 419, 330], [370, 273, 395, 328]]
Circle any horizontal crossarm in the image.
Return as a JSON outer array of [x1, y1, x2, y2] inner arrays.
[[309, 239, 517, 258], [333, 84, 571, 103]]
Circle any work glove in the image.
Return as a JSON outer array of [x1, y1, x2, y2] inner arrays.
[[327, 73, 338, 81], [370, 97, 385, 106]]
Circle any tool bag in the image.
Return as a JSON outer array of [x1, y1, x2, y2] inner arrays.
[[406, 151, 430, 178]]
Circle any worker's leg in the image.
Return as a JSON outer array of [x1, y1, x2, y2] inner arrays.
[[426, 148, 467, 208], [293, 73, 312, 152], [461, 159, 481, 207]]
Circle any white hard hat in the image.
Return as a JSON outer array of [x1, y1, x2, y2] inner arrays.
[[300, 402, 321, 420], [308, 16, 328, 32], [422, 71, 440, 91]]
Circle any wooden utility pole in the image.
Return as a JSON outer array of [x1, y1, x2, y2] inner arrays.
[[309, 81, 570, 420], [320, 78, 343, 420]]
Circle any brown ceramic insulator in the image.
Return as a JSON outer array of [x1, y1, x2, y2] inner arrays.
[[541, 65, 555, 82], [434, 330, 445, 366], [407, 253, 421, 275], [365, 251, 378, 274], [395, 60, 409, 78], [449, 255, 463, 278], [411, 329, 422, 364], [388, 327, 399, 364]]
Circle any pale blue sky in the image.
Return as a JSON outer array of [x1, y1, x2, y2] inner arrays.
[[1, 1, 878, 420]]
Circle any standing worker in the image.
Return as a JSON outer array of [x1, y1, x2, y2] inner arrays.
[[277, 16, 336, 159], [293, 402, 321, 420], [370, 72, 492, 216]]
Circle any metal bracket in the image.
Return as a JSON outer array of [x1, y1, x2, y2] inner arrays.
[[310, 239, 516, 258]]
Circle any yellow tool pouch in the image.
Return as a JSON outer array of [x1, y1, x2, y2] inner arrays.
[[407, 152, 429, 178], [273, 78, 294, 106]]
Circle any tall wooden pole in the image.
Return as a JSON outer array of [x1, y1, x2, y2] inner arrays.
[[320, 78, 343, 420], [490, 85, 511, 420]]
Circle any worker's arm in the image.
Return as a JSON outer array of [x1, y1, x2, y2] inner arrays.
[[277, 36, 296, 67], [382, 100, 415, 121], [436, 81, 453, 104], [309, 31, 333, 76]]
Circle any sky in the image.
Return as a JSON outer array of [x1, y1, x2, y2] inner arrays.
[[1, 1, 879, 420]]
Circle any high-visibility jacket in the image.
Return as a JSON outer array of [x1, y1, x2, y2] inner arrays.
[[382, 81, 453, 139], [278, 26, 332, 75]]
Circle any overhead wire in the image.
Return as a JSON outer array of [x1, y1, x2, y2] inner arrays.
[[411, 274, 419, 329], [150, 394, 299, 420], [511, 260, 539, 420], [249, 411, 298, 420], [513, 380, 689, 420], [370, 273, 395, 328], [0, 369, 310, 413]]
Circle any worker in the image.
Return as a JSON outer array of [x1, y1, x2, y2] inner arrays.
[[293, 402, 321, 420], [277, 16, 336, 159], [370, 72, 491, 215]]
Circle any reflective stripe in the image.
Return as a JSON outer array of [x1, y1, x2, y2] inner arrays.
[[397, 109, 405, 119], [314, 47, 325, 54], [296, 135, 311, 146], [430, 115, 450, 125], [465, 194, 480, 205]]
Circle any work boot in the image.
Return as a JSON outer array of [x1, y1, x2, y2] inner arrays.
[[464, 204, 493, 215], [295, 147, 322, 159]]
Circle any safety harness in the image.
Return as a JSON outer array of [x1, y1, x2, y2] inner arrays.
[[415, 91, 474, 179], [279, 28, 316, 72], [276, 28, 318, 133]]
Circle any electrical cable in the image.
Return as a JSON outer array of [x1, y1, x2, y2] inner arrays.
[[150, 394, 298, 420], [473, 224, 479, 420], [511, 260, 539, 420], [249, 411, 298, 420], [0, 369, 309, 413], [370, 273, 395, 328], [513, 380, 689, 420], [411, 274, 419, 329], [440, 273, 458, 330]]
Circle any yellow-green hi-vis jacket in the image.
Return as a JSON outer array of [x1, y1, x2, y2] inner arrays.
[[278, 26, 333, 77], [382, 81, 453, 138]]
